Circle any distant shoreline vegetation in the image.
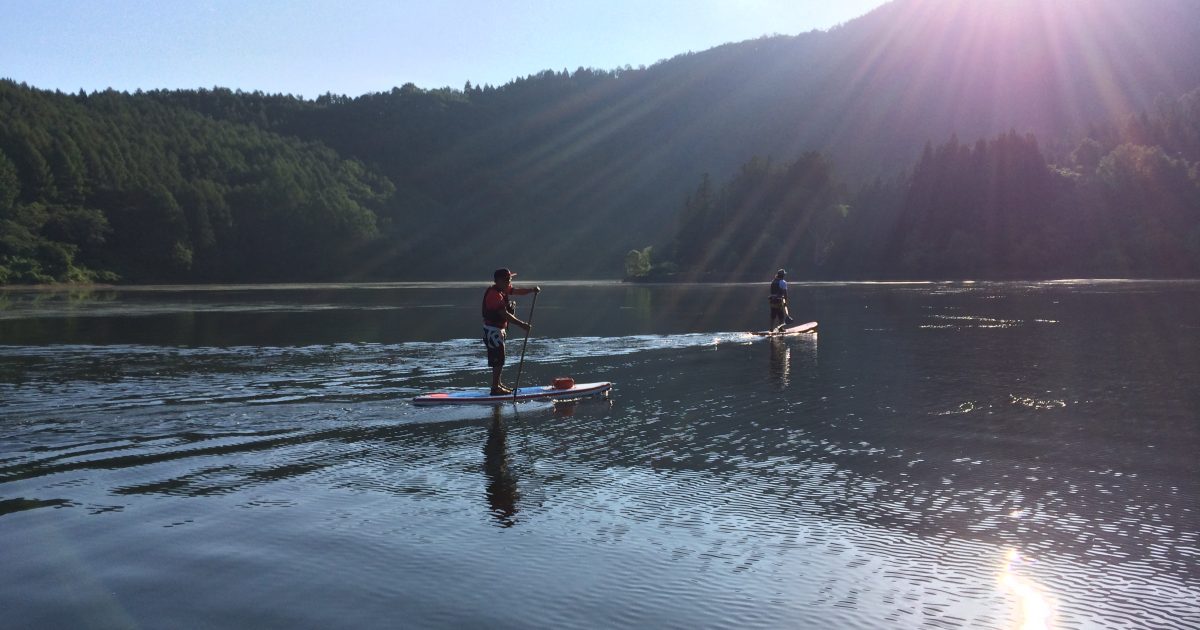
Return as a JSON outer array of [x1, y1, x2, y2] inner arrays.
[[623, 96, 1200, 283], [4, 77, 1199, 286]]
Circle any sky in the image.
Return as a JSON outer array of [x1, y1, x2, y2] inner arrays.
[[2, 0, 889, 98]]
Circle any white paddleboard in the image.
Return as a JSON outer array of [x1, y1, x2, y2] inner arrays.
[[750, 321, 818, 337], [413, 381, 612, 405]]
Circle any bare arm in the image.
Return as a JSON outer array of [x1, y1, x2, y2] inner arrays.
[[504, 310, 529, 331], [505, 286, 540, 330]]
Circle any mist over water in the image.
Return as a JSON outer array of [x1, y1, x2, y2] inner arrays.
[[2, 280, 1198, 629]]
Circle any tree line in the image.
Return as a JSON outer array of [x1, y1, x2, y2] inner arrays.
[[0, 80, 393, 284], [4, 79, 1200, 285], [633, 89, 1200, 281]]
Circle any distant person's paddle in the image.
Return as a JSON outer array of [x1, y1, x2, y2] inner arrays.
[[512, 290, 538, 402]]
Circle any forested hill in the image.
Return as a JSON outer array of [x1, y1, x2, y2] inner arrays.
[[0, 82, 394, 283], [3, 0, 1200, 284]]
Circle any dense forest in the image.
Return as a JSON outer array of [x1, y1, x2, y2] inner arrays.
[[657, 91, 1200, 280], [3, 0, 1200, 284], [0, 82, 393, 283]]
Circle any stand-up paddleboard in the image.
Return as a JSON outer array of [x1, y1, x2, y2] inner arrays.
[[750, 321, 818, 337], [413, 381, 612, 406]]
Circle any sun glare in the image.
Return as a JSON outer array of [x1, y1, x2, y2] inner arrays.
[[999, 548, 1055, 630], [818, 0, 1182, 162]]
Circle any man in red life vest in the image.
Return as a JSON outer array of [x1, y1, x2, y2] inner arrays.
[[482, 268, 540, 395]]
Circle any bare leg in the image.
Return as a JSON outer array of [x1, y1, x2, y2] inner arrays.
[[491, 366, 514, 395]]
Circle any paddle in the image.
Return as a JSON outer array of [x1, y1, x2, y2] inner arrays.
[[511, 290, 538, 402]]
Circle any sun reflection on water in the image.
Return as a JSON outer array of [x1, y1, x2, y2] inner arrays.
[[999, 548, 1054, 630]]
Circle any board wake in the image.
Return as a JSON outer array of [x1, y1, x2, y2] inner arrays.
[[413, 381, 612, 405], [749, 321, 818, 337]]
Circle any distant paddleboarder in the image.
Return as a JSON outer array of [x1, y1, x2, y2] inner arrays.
[[482, 268, 539, 395], [768, 269, 796, 332]]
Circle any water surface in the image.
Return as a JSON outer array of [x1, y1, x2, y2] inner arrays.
[[2, 280, 1198, 629]]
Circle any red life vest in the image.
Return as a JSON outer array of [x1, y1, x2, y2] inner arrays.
[[482, 285, 512, 327]]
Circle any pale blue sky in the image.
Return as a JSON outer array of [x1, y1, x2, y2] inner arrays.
[[3, 0, 888, 98]]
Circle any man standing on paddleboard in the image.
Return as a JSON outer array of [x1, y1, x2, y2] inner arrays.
[[769, 269, 796, 332], [482, 268, 540, 395]]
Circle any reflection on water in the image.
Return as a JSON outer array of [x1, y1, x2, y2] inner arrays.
[[1, 280, 1198, 629], [1000, 549, 1054, 630], [769, 338, 790, 388], [484, 409, 519, 527], [768, 333, 819, 391], [621, 286, 653, 319]]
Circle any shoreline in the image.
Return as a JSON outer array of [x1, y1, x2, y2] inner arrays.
[[5, 276, 1200, 292]]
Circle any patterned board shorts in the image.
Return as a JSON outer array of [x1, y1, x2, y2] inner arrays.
[[483, 324, 507, 367]]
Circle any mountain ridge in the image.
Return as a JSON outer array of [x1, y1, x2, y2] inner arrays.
[[3, 0, 1199, 283]]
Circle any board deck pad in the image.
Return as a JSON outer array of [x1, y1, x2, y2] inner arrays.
[[750, 321, 818, 337], [413, 381, 612, 405]]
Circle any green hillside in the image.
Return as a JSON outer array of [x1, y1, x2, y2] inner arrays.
[[3, 0, 1199, 283]]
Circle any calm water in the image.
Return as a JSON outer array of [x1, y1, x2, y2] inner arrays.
[[1, 280, 1198, 629]]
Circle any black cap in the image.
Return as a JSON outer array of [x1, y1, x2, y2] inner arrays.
[[776, 269, 787, 277], [493, 268, 517, 281]]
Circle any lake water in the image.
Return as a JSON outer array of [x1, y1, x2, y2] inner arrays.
[[1, 280, 1198, 629]]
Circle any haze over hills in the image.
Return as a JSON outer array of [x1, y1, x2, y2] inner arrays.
[[2, 0, 1199, 283], [259, 0, 1200, 278], [748, 0, 1200, 174]]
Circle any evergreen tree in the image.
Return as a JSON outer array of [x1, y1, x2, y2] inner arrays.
[[0, 150, 18, 216]]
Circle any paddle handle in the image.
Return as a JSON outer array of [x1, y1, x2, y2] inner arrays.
[[512, 290, 538, 401]]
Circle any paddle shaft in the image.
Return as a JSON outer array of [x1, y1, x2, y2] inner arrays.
[[512, 290, 538, 401]]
